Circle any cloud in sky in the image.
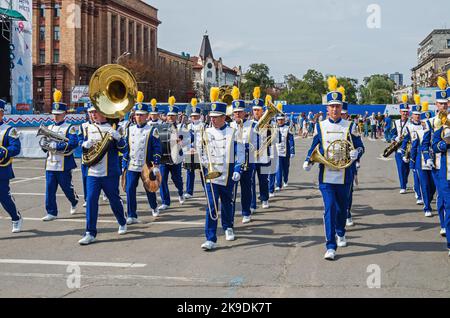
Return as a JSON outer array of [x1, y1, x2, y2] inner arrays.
[[147, 0, 450, 84]]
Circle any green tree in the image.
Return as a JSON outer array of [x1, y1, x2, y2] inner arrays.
[[240, 63, 275, 99], [359, 75, 396, 104]]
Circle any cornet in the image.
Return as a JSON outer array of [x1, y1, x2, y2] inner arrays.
[[37, 125, 74, 156]]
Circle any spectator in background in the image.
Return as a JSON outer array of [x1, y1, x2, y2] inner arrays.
[[384, 114, 393, 143], [370, 112, 377, 139]]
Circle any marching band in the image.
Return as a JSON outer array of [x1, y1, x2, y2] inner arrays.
[[1, 66, 450, 260]]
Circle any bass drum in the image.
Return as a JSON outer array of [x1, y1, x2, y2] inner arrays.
[[156, 123, 183, 165]]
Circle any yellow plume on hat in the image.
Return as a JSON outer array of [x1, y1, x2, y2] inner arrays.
[[401, 94, 408, 104], [210, 87, 220, 103], [337, 86, 347, 102], [191, 98, 198, 107], [422, 101, 429, 112], [168, 96, 176, 106], [437, 76, 447, 90], [327, 76, 338, 92], [53, 89, 62, 103], [151, 98, 157, 107], [447, 70, 450, 85], [265, 95, 272, 106], [136, 91, 144, 103], [231, 86, 240, 101], [277, 103, 283, 112], [253, 87, 261, 100], [414, 94, 421, 106]]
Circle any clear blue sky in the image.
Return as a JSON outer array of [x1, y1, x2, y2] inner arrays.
[[147, 0, 450, 84]]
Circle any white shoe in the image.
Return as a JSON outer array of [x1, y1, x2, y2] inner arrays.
[[346, 218, 354, 227], [158, 204, 169, 211], [126, 217, 139, 225], [118, 224, 127, 235], [225, 228, 235, 241], [242, 216, 251, 224], [424, 211, 433, 218], [78, 233, 96, 245], [324, 249, 336, 260], [262, 201, 269, 209], [283, 183, 288, 188], [12, 218, 23, 233], [416, 199, 424, 205], [82, 202, 87, 208], [42, 214, 57, 222], [399, 189, 407, 194], [440, 228, 446, 237], [448, 250, 450, 257], [152, 209, 160, 217], [269, 193, 275, 198], [201, 241, 217, 251], [179, 196, 185, 205], [337, 236, 347, 247], [70, 205, 78, 215], [102, 194, 108, 202], [275, 187, 281, 192], [184, 193, 193, 200]]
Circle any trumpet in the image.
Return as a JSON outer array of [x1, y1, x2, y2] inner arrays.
[[37, 125, 74, 156]]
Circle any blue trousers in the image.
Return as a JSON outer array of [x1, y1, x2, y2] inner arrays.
[[126, 170, 157, 219], [160, 163, 184, 206], [0, 180, 20, 221], [347, 182, 354, 219], [441, 180, 450, 249], [432, 169, 446, 229], [269, 174, 276, 194], [320, 183, 351, 251], [45, 170, 79, 216], [205, 181, 235, 243], [417, 169, 435, 213], [86, 176, 126, 237], [251, 164, 269, 208], [276, 156, 290, 188], [395, 152, 410, 190], [81, 164, 88, 202], [186, 169, 205, 196], [238, 166, 255, 217], [412, 169, 422, 201]]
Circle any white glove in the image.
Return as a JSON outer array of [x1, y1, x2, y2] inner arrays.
[[232, 172, 241, 182], [303, 161, 312, 172], [397, 149, 403, 154], [109, 128, 122, 141], [49, 141, 58, 150], [395, 136, 401, 143], [152, 167, 160, 175], [82, 140, 95, 150], [402, 157, 410, 164], [356, 161, 361, 170], [350, 150, 359, 161], [425, 159, 435, 169]]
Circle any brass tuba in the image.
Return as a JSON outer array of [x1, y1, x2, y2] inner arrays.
[[83, 64, 137, 167], [255, 100, 284, 132], [310, 139, 355, 170], [435, 111, 450, 143]]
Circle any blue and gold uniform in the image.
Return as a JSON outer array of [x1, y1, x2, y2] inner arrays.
[[304, 77, 365, 260], [275, 111, 295, 190], [42, 90, 79, 221], [123, 99, 162, 223], [0, 99, 22, 233]]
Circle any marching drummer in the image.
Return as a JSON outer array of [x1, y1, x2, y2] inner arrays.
[[158, 97, 186, 211], [123, 96, 162, 223], [184, 98, 205, 200]]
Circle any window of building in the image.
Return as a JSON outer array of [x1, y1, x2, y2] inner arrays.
[[54, 26, 60, 41], [39, 49, 45, 64], [53, 49, 60, 64], [39, 4, 45, 18], [39, 26, 45, 41], [447, 39, 450, 49], [207, 71, 213, 79], [54, 4, 61, 17]]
